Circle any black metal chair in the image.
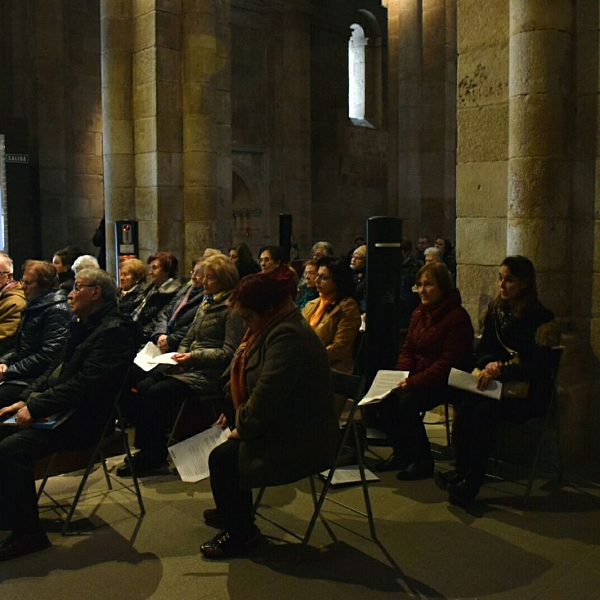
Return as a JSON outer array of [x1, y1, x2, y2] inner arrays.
[[253, 370, 377, 546], [36, 369, 145, 535]]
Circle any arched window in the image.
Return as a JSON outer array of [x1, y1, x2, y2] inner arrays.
[[349, 23, 368, 120]]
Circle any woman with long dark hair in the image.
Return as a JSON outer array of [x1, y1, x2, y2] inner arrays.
[[443, 255, 556, 508], [229, 242, 259, 280]]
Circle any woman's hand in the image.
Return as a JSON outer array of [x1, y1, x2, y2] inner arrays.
[[172, 352, 192, 367], [228, 428, 240, 440], [398, 380, 407, 390], [215, 413, 228, 430], [157, 335, 169, 353], [477, 362, 501, 390]]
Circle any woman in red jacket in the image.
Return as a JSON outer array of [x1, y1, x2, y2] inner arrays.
[[376, 262, 474, 480]]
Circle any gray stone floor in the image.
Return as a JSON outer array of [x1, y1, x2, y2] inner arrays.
[[2, 419, 600, 600]]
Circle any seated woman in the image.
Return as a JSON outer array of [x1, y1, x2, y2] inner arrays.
[[258, 245, 297, 297], [376, 262, 474, 480], [295, 259, 318, 309], [149, 258, 205, 353], [435, 237, 457, 277], [201, 274, 339, 559], [131, 252, 182, 341], [117, 254, 244, 476], [118, 258, 147, 316], [443, 255, 555, 508], [229, 242, 259, 280], [52, 246, 82, 292]]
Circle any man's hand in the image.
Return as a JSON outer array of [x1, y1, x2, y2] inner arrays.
[[0, 363, 7, 382], [15, 405, 33, 428], [0, 400, 25, 421], [157, 335, 169, 353]]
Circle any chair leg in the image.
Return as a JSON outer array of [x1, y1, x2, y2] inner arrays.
[[167, 398, 188, 447], [352, 422, 377, 541], [36, 453, 58, 501], [118, 406, 145, 516], [253, 486, 266, 513], [444, 402, 451, 446]]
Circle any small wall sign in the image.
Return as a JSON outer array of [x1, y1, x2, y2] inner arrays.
[[5, 153, 29, 164]]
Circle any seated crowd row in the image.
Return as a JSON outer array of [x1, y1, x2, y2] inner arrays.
[[0, 240, 556, 561]]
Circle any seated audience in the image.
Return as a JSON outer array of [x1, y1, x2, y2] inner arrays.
[[414, 235, 433, 266], [0, 253, 26, 356], [399, 239, 420, 329], [376, 262, 474, 480], [311, 240, 334, 260], [150, 258, 205, 353], [200, 274, 338, 559], [346, 235, 365, 263], [0, 268, 134, 561], [435, 237, 457, 277], [118, 254, 244, 476], [229, 243, 259, 280], [442, 256, 556, 508], [258, 245, 297, 297], [53, 246, 82, 292], [424, 246, 443, 265], [118, 258, 147, 316], [72, 254, 99, 275], [131, 252, 182, 341], [302, 256, 361, 413], [350, 244, 367, 313], [0, 261, 72, 407], [295, 259, 319, 310]]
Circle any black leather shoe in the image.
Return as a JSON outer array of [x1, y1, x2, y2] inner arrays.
[[375, 454, 410, 473], [203, 508, 224, 529], [395, 458, 434, 481], [0, 529, 51, 562], [116, 453, 167, 477], [447, 477, 483, 508], [433, 469, 464, 491], [200, 528, 262, 559]]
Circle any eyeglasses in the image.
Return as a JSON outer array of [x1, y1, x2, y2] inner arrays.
[[72, 283, 97, 292], [0, 271, 10, 276]]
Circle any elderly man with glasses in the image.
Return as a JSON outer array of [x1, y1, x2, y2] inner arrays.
[[0, 268, 135, 561]]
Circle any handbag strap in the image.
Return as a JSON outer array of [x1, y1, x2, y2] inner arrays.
[[494, 315, 520, 365]]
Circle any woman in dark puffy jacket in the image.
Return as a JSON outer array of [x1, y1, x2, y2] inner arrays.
[[0, 260, 72, 406]]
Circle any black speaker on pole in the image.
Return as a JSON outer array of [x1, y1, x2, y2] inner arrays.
[[279, 213, 292, 263], [364, 216, 403, 384]]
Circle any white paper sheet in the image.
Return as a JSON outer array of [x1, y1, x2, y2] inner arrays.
[[147, 352, 177, 365], [168, 425, 230, 483], [448, 367, 502, 400], [358, 370, 409, 406], [319, 465, 380, 486], [133, 342, 162, 372]]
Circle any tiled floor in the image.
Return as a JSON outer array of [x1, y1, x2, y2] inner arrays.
[[2, 417, 600, 600]]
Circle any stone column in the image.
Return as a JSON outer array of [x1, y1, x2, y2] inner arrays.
[[133, 2, 183, 262], [507, 0, 572, 315], [182, 0, 232, 264], [387, 0, 422, 242], [101, 0, 134, 273]]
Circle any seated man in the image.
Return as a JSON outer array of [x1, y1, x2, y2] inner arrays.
[[0, 260, 72, 406], [0, 268, 135, 561], [0, 252, 26, 356]]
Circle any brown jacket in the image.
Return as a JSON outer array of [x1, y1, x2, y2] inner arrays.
[[235, 310, 339, 489], [302, 296, 361, 374], [0, 282, 26, 357]]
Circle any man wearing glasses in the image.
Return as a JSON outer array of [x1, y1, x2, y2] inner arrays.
[[0, 252, 26, 356], [0, 268, 134, 561]]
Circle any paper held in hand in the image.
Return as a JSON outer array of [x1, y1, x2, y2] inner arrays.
[[447, 368, 502, 400], [358, 370, 409, 406], [134, 342, 178, 372]]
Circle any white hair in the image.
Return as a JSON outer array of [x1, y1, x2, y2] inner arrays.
[[72, 254, 100, 274]]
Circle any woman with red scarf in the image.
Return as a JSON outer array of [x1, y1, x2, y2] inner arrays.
[[200, 274, 338, 559]]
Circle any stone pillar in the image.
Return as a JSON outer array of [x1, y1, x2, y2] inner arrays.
[[387, 0, 423, 241], [182, 0, 232, 265], [101, 0, 134, 273], [507, 0, 572, 315], [280, 6, 312, 254], [133, 2, 183, 263]]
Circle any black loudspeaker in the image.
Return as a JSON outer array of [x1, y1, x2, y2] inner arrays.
[[364, 216, 403, 384], [279, 213, 292, 262]]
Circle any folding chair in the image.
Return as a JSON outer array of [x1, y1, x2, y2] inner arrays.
[[490, 346, 564, 507], [36, 369, 145, 535], [253, 370, 377, 546]]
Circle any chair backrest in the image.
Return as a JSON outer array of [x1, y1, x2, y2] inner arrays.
[[331, 369, 366, 402]]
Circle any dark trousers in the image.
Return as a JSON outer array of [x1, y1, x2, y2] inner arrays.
[[133, 372, 192, 462], [209, 439, 254, 538], [453, 393, 543, 478], [378, 385, 447, 462], [0, 422, 89, 532]]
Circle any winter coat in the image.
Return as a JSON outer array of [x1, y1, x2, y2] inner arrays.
[[135, 278, 183, 340], [235, 310, 339, 489], [0, 282, 26, 356], [1, 289, 72, 385], [169, 292, 245, 396], [150, 284, 204, 351], [397, 288, 474, 390]]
